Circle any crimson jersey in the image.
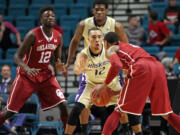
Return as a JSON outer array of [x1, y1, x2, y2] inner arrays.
[[117, 42, 152, 69], [148, 21, 170, 44], [175, 48, 180, 63], [19, 26, 60, 73]]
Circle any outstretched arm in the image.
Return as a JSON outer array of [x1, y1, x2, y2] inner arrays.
[[66, 20, 85, 69], [73, 52, 88, 75], [105, 45, 122, 85]]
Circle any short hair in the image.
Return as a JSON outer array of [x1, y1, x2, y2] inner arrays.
[[93, 0, 108, 9], [39, 5, 54, 18], [149, 11, 158, 21], [128, 15, 137, 22], [88, 27, 102, 35], [104, 32, 119, 44]]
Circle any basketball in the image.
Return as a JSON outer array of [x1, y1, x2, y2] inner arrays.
[[90, 87, 111, 107]]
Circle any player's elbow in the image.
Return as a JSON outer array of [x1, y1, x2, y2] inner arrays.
[[111, 61, 122, 71]]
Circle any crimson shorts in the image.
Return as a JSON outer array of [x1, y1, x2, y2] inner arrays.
[[7, 72, 65, 113], [116, 57, 173, 115]]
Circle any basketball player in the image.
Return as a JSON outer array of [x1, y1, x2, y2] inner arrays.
[[64, 0, 128, 70], [93, 32, 180, 135], [0, 6, 68, 129], [64, 0, 142, 134], [65, 28, 122, 135]]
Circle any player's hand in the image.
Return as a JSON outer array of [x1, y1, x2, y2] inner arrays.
[[24, 67, 41, 77], [48, 64, 55, 76], [55, 59, 65, 72], [91, 83, 107, 98], [62, 63, 70, 78]]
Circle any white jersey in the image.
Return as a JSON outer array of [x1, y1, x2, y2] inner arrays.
[[82, 16, 116, 48], [81, 44, 121, 91]]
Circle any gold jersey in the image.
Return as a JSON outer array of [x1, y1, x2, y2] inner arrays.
[[81, 44, 121, 91], [82, 16, 116, 48]]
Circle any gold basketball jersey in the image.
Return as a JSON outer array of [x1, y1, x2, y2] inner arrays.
[[83, 16, 116, 48], [81, 44, 121, 91]]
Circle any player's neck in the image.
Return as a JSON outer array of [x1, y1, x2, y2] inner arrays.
[[89, 46, 102, 56], [42, 26, 53, 37], [94, 17, 107, 27]]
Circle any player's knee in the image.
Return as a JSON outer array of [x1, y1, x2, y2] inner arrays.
[[58, 101, 67, 110], [161, 114, 169, 120], [67, 102, 85, 125], [128, 114, 141, 126]]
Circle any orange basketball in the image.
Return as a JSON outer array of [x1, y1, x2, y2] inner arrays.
[[90, 87, 111, 107]]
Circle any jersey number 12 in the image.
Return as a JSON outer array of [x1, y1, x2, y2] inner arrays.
[[39, 51, 51, 63]]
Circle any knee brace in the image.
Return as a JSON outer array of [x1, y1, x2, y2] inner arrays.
[[67, 102, 85, 125], [128, 114, 141, 127]]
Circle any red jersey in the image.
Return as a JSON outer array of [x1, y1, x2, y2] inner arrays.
[[117, 42, 152, 69], [175, 48, 180, 63], [148, 21, 170, 43], [20, 26, 60, 73]]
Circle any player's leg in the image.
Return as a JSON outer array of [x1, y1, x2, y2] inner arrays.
[[57, 101, 69, 129], [102, 62, 153, 135], [128, 114, 143, 135], [79, 108, 90, 134], [106, 98, 130, 134], [38, 76, 68, 129], [65, 102, 85, 135], [65, 82, 93, 134], [150, 61, 180, 133], [161, 113, 180, 133], [1, 75, 35, 125], [76, 73, 90, 134]]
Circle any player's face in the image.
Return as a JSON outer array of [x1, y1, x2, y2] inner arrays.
[[41, 10, 55, 28], [104, 40, 111, 59], [1, 65, 11, 79], [88, 30, 103, 51], [93, 4, 108, 22]]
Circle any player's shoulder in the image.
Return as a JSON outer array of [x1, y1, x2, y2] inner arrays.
[[83, 17, 94, 25], [84, 16, 93, 22], [30, 26, 41, 37], [31, 26, 40, 32], [53, 28, 62, 37], [25, 28, 36, 39], [107, 16, 115, 21]]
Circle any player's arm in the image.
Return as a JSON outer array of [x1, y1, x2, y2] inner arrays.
[[91, 45, 122, 98], [54, 33, 65, 72], [66, 20, 85, 69], [14, 31, 40, 76], [115, 21, 128, 43], [73, 52, 88, 75], [105, 45, 123, 85]]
